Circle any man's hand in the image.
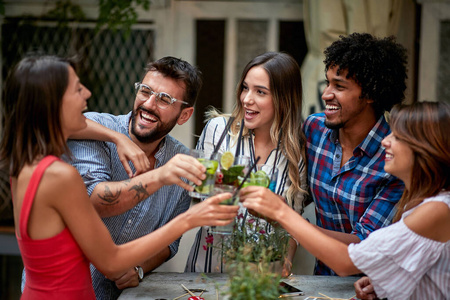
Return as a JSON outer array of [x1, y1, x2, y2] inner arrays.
[[354, 276, 378, 300], [113, 267, 140, 290], [156, 154, 206, 191]]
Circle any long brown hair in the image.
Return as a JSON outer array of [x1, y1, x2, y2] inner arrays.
[[0, 55, 72, 177], [391, 101, 450, 222], [209, 52, 308, 212]]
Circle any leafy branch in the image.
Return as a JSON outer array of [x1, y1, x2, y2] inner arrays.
[[43, 0, 150, 34], [97, 0, 150, 34]]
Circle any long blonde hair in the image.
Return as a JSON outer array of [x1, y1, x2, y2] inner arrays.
[[207, 52, 308, 211], [390, 101, 450, 222]]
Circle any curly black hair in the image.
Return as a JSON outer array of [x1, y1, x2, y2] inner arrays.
[[323, 33, 408, 117]]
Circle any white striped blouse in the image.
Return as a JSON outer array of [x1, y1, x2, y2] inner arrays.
[[185, 116, 308, 273]]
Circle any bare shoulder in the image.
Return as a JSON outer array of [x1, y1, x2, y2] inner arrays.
[[404, 201, 450, 242], [45, 160, 81, 181], [413, 201, 450, 219], [40, 160, 85, 194]]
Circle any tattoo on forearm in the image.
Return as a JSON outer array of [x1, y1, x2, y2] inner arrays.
[[98, 186, 121, 205], [129, 182, 150, 203]]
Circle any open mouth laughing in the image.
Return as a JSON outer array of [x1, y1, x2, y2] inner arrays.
[[138, 108, 159, 125], [245, 108, 259, 119], [325, 104, 340, 112]]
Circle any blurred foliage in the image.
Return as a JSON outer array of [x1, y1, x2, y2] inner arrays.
[[45, 0, 86, 26], [97, 0, 150, 34], [2, 0, 151, 35]]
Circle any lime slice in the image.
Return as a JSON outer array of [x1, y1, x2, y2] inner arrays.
[[261, 178, 270, 188], [195, 184, 211, 194], [254, 170, 270, 187], [220, 151, 234, 170], [254, 170, 268, 178], [204, 160, 219, 174]]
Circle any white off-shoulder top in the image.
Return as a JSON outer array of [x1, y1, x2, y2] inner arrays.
[[348, 191, 450, 300]]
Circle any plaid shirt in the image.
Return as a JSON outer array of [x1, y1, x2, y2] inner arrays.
[[67, 112, 191, 300], [303, 113, 404, 275]]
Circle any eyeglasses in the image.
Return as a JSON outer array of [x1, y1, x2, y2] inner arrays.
[[134, 82, 190, 109]]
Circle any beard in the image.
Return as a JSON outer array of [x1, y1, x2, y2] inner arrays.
[[130, 106, 180, 143], [324, 119, 344, 130]]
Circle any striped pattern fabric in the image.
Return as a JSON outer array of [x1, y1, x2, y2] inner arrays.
[[67, 112, 191, 300], [348, 192, 450, 300], [303, 113, 404, 275], [184, 116, 308, 273]]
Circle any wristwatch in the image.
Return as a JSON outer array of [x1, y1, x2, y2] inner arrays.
[[135, 266, 144, 282]]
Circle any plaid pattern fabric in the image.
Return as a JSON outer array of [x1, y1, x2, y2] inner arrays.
[[303, 113, 404, 275]]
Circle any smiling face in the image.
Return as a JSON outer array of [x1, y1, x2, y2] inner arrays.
[[381, 131, 414, 188], [61, 66, 91, 139], [322, 66, 375, 130], [240, 66, 275, 134], [130, 71, 193, 144]]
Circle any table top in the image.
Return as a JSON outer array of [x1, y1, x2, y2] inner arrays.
[[118, 272, 358, 300]]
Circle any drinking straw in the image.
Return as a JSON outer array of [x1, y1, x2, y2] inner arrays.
[[271, 128, 283, 182], [181, 284, 196, 297], [173, 292, 189, 300], [210, 116, 236, 159], [234, 118, 245, 163], [232, 156, 261, 200]]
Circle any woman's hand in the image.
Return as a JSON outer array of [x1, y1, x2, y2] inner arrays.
[[281, 257, 293, 278], [113, 133, 150, 177], [354, 276, 378, 300], [185, 193, 239, 228], [239, 186, 288, 222]]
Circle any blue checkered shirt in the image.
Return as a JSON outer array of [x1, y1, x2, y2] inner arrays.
[[303, 113, 404, 275], [67, 112, 191, 299]]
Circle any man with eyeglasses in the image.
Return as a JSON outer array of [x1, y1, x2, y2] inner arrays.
[[66, 56, 203, 300]]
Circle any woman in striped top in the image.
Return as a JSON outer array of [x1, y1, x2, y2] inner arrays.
[[241, 101, 449, 300], [185, 52, 310, 275]]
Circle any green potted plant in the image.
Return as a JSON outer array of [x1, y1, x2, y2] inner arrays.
[[217, 212, 291, 299]]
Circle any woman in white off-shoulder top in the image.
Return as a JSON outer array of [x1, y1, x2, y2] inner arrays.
[[241, 101, 450, 300]]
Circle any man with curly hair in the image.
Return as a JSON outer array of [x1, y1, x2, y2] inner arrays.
[[303, 33, 407, 275]]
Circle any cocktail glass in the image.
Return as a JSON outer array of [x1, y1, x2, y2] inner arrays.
[[209, 184, 238, 235], [238, 164, 278, 190], [188, 149, 220, 198], [219, 155, 250, 187]]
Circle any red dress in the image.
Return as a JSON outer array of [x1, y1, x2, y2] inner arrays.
[[14, 156, 95, 300]]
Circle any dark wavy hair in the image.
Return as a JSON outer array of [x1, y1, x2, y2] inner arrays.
[[390, 101, 450, 222], [145, 56, 203, 107], [0, 55, 73, 176], [324, 33, 408, 117]]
